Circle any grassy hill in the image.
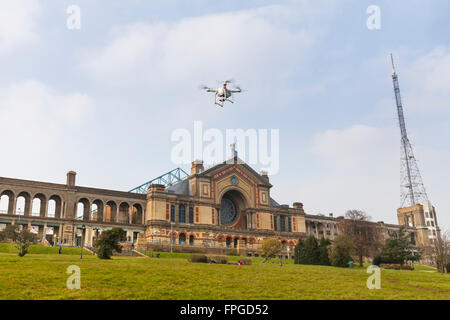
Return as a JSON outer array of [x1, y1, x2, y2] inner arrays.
[[0, 243, 92, 255], [0, 250, 449, 300]]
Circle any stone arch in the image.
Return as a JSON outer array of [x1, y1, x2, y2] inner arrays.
[[48, 195, 62, 218], [92, 199, 104, 222], [179, 232, 186, 244], [105, 200, 117, 222], [131, 203, 143, 224], [233, 237, 239, 248], [0, 190, 15, 215], [219, 188, 249, 228], [118, 202, 129, 224], [217, 186, 251, 209], [32, 193, 46, 217], [16, 191, 31, 216], [226, 236, 232, 248], [76, 198, 90, 221], [189, 234, 195, 245]]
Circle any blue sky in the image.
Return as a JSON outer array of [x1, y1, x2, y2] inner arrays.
[[0, 0, 449, 230]]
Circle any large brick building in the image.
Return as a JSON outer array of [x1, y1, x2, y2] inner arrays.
[[0, 155, 439, 256]]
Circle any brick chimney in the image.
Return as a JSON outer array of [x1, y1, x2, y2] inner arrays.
[[66, 171, 76, 187], [191, 160, 204, 175], [293, 202, 303, 209], [260, 171, 269, 182]]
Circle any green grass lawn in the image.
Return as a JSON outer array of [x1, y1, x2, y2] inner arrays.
[[0, 243, 92, 255], [0, 249, 448, 300]]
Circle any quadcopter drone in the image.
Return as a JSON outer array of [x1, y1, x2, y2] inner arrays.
[[201, 80, 242, 107]]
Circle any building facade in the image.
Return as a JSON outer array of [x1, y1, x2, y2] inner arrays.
[[0, 157, 439, 256]]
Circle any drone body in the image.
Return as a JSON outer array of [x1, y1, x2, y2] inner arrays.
[[202, 80, 242, 107]]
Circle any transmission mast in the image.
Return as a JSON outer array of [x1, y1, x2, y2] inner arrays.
[[390, 54, 429, 207]]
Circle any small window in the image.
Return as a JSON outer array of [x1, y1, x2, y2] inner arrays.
[[179, 205, 186, 223], [170, 205, 175, 222], [430, 212, 433, 219]]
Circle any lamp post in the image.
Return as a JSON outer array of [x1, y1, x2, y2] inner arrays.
[[170, 222, 174, 253], [80, 225, 85, 259]]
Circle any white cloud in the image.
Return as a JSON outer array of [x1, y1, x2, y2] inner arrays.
[[302, 125, 399, 219], [0, 80, 94, 180], [0, 0, 41, 54], [78, 3, 327, 95], [312, 125, 398, 170]]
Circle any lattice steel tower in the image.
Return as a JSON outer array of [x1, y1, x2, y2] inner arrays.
[[390, 54, 429, 207]]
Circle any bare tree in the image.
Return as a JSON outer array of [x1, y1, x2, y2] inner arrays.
[[432, 231, 450, 274], [340, 210, 381, 267]]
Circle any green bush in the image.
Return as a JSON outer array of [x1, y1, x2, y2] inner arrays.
[[295, 235, 323, 265], [329, 235, 353, 268], [227, 249, 239, 256], [372, 256, 382, 266], [95, 228, 125, 259], [207, 255, 228, 264], [318, 238, 331, 266], [188, 253, 208, 263], [380, 263, 413, 270]]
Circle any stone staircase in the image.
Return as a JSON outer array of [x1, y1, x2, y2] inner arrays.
[[112, 242, 147, 257]]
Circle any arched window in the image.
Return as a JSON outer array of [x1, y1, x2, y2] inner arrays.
[[234, 238, 238, 248], [77, 203, 84, 220], [0, 191, 14, 215], [32, 198, 41, 216], [179, 205, 186, 223], [48, 195, 62, 218], [188, 207, 194, 224], [226, 236, 232, 248], [189, 235, 194, 245], [105, 201, 117, 222], [77, 198, 90, 220], [47, 199, 56, 218], [179, 233, 186, 244], [170, 205, 175, 222]]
